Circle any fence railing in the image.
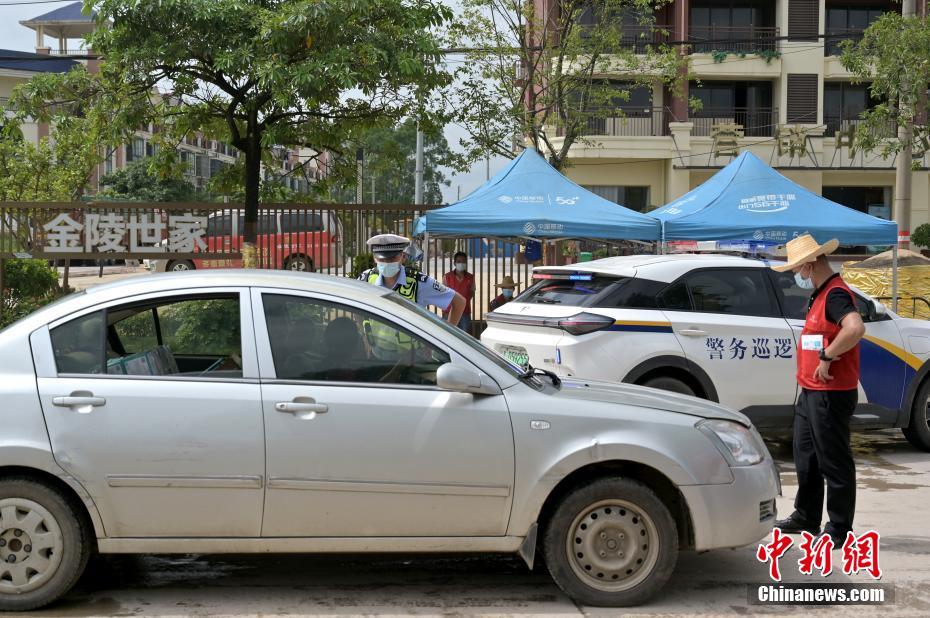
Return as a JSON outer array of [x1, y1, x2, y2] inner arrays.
[[557, 108, 676, 138], [824, 28, 865, 56], [824, 115, 898, 139], [577, 23, 673, 53], [0, 201, 648, 331], [47, 49, 92, 56], [689, 25, 780, 54], [691, 107, 778, 137]]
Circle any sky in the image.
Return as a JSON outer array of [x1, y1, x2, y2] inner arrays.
[[0, 0, 508, 205]]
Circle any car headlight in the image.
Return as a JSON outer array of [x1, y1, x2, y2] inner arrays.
[[696, 419, 765, 467]]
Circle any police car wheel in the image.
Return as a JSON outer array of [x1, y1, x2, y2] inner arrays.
[[285, 256, 313, 272], [542, 477, 678, 607], [903, 379, 930, 452], [641, 376, 695, 398]]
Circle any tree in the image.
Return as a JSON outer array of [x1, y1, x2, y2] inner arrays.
[[334, 119, 460, 204], [99, 159, 198, 202], [840, 13, 930, 160], [85, 0, 454, 256], [447, 0, 687, 170]]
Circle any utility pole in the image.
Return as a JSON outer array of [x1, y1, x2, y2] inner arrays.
[[356, 148, 364, 253], [895, 0, 917, 250], [414, 123, 424, 207]]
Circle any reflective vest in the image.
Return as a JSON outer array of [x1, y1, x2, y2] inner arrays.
[[363, 269, 419, 357], [797, 275, 860, 391]]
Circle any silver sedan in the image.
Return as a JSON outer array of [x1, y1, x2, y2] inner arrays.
[[0, 271, 779, 610]]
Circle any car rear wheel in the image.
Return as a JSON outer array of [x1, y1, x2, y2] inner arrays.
[[641, 376, 696, 398], [0, 479, 90, 611], [285, 255, 313, 272], [542, 477, 678, 607], [166, 260, 195, 272], [903, 379, 930, 451]]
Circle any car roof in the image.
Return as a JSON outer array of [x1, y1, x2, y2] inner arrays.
[[2, 270, 388, 335], [534, 253, 773, 283]]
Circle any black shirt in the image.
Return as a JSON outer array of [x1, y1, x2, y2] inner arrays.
[[807, 273, 858, 325]]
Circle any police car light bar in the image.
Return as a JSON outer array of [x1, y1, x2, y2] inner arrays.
[[532, 272, 593, 281]]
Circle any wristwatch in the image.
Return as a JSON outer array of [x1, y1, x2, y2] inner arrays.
[[819, 349, 834, 362]]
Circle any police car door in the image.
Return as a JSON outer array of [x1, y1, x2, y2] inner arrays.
[[662, 267, 797, 427], [771, 270, 908, 427]]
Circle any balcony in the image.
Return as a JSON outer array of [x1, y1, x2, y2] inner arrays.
[[691, 107, 778, 137], [577, 23, 672, 53], [824, 115, 898, 139], [689, 25, 779, 54], [824, 28, 864, 57], [48, 49, 92, 56], [558, 108, 674, 138]]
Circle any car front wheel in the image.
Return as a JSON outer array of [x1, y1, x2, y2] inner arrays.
[[542, 477, 678, 607], [0, 479, 90, 611], [903, 379, 930, 451], [285, 255, 313, 272], [641, 376, 696, 398], [166, 260, 195, 272]]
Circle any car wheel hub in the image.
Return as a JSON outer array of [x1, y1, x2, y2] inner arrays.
[[566, 499, 659, 592], [0, 499, 64, 594]]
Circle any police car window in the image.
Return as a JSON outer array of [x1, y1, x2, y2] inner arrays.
[[595, 277, 664, 309], [683, 269, 778, 318], [770, 270, 810, 320], [262, 294, 450, 386], [656, 281, 692, 311], [519, 275, 617, 306]]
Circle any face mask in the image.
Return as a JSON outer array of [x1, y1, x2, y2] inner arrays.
[[454, 263, 467, 272], [377, 262, 401, 278], [502, 289, 514, 299], [794, 265, 814, 290]]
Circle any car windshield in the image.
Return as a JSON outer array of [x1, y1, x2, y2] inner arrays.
[[386, 294, 525, 378], [518, 274, 621, 306]]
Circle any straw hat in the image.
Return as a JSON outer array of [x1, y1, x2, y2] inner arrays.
[[496, 276, 518, 289], [770, 234, 839, 272]]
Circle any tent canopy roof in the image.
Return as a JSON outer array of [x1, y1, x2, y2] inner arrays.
[[652, 152, 898, 246], [414, 148, 660, 241]]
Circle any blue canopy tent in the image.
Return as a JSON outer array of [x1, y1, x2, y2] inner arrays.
[[414, 148, 661, 241], [651, 151, 901, 307]]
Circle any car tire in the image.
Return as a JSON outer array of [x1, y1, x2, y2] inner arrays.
[[903, 379, 930, 451], [285, 255, 313, 272], [641, 376, 696, 398], [542, 477, 678, 607], [0, 479, 91, 611], [166, 260, 195, 272]]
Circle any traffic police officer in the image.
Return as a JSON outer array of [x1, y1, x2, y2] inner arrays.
[[359, 233, 466, 326], [772, 234, 866, 546]]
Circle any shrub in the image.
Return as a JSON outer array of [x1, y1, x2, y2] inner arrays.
[[911, 223, 930, 249], [351, 253, 375, 279], [3, 258, 59, 298]]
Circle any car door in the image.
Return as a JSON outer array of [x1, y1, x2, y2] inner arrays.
[[661, 267, 797, 425], [31, 289, 265, 537], [252, 288, 514, 537], [771, 270, 908, 426]]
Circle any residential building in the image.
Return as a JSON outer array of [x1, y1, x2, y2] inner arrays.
[[545, 0, 929, 251], [3, 2, 321, 196]]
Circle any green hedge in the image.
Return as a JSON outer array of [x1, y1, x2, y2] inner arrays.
[[1, 259, 61, 330]]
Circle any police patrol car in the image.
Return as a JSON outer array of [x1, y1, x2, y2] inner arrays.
[[482, 253, 930, 451]]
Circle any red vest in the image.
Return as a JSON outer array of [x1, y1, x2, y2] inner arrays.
[[797, 275, 860, 391]]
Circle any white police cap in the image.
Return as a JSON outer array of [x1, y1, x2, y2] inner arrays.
[[367, 233, 410, 259]]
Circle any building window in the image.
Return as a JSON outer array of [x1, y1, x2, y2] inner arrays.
[[825, 4, 890, 55], [583, 185, 650, 212], [690, 1, 776, 53], [690, 80, 775, 136], [823, 82, 885, 135]]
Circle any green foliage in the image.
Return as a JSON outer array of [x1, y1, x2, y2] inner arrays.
[[351, 253, 375, 279], [2, 259, 59, 298], [840, 14, 930, 160], [756, 49, 781, 65], [711, 50, 729, 64], [0, 293, 50, 331], [159, 299, 241, 357], [99, 159, 198, 202], [911, 223, 930, 249], [85, 0, 455, 239], [448, 0, 687, 170], [332, 119, 461, 204]]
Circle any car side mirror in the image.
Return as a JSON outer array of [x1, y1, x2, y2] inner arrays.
[[869, 298, 887, 320], [436, 363, 502, 396]]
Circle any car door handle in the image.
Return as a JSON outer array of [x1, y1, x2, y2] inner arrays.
[[275, 401, 329, 415], [679, 329, 707, 337], [52, 395, 106, 410]]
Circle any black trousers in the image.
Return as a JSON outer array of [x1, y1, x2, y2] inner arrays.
[[793, 388, 858, 534]]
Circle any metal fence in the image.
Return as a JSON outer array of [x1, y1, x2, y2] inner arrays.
[[689, 25, 780, 54], [0, 201, 650, 334], [691, 107, 778, 137]]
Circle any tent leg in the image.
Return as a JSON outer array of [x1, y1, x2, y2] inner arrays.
[[892, 244, 899, 314]]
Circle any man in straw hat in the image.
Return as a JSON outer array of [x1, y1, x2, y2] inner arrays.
[[490, 275, 519, 311], [771, 234, 866, 546]]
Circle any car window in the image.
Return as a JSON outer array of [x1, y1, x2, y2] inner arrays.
[[656, 281, 692, 311], [770, 270, 810, 320], [681, 269, 779, 318], [50, 295, 242, 377], [281, 212, 325, 233], [595, 277, 665, 309], [518, 275, 617, 306], [262, 294, 450, 386], [206, 214, 232, 238], [50, 311, 105, 374]]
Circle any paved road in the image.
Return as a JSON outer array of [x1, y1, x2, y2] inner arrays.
[[17, 430, 929, 617]]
